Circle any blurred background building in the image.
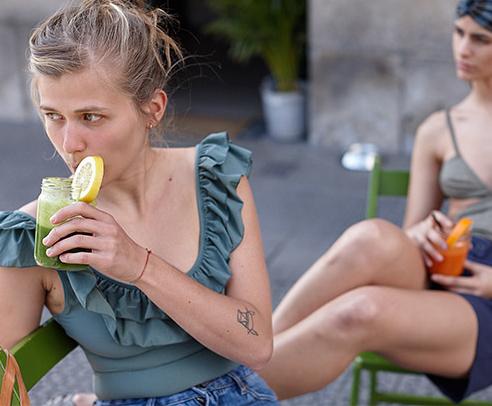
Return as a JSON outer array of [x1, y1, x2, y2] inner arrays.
[[310, 0, 468, 153], [0, 0, 466, 153]]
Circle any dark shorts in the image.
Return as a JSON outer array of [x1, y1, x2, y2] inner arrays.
[[427, 236, 492, 403]]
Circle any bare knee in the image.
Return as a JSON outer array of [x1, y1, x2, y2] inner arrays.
[[346, 219, 405, 253], [322, 287, 385, 346], [329, 219, 407, 268]]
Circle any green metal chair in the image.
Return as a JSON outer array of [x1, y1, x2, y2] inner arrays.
[[350, 156, 492, 405], [1, 318, 77, 405]]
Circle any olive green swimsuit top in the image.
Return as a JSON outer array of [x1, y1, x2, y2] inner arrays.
[[439, 110, 492, 240], [0, 133, 252, 400]]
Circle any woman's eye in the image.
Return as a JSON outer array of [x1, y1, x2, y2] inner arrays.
[[45, 112, 63, 121], [454, 27, 464, 37], [475, 36, 491, 45], [83, 113, 102, 123]]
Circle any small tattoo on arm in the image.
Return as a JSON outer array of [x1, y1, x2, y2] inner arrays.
[[237, 308, 259, 336]]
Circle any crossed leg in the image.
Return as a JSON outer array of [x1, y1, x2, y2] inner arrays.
[[259, 219, 478, 400]]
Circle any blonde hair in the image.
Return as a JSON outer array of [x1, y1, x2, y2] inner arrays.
[[29, 0, 183, 134]]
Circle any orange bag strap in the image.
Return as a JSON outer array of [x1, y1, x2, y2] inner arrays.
[[0, 348, 30, 406]]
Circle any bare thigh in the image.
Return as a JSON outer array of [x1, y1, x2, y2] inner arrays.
[[274, 219, 427, 332], [337, 286, 479, 377]]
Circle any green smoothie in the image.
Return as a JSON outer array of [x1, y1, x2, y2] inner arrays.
[[34, 177, 87, 271]]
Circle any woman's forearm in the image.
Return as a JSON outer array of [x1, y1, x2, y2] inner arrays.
[[135, 254, 273, 369]]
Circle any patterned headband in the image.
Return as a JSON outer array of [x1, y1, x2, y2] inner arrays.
[[457, 0, 492, 32]]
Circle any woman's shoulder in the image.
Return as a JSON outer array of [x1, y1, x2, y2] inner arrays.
[[416, 110, 447, 138], [410, 110, 453, 162], [164, 133, 252, 176], [153, 134, 252, 191], [0, 200, 37, 225], [17, 200, 37, 218]]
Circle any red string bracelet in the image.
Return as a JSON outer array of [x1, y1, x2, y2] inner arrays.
[[128, 248, 152, 284]]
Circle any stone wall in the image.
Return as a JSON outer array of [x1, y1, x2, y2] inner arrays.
[[309, 0, 469, 153], [0, 1, 65, 123]]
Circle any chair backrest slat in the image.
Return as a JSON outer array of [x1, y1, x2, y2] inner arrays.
[[10, 319, 77, 391], [366, 156, 410, 219]]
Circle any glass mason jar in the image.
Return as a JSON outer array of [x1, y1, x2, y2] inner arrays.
[[34, 177, 87, 271]]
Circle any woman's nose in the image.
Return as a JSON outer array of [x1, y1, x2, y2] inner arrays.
[[62, 124, 86, 154], [458, 37, 473, 58]]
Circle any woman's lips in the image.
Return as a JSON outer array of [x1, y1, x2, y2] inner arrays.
[[457, 61, 474, 72]]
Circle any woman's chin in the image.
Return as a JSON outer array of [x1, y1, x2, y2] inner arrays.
[[456, 70, 474, 81]]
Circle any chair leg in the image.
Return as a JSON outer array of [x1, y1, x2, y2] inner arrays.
[[350, 363, 362, 406]]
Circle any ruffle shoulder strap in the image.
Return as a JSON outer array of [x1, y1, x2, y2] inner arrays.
[[193, 132, 252, 291], [0, 211, 36, 268]]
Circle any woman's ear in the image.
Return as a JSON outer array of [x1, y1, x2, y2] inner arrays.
[[143, 89, 167, 125]]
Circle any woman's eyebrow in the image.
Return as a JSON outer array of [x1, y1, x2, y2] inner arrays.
[[39, 105, 57, 111], [73, 106, 109, 113], [38, 105, 109, 112], [471, 32, 492, 40]]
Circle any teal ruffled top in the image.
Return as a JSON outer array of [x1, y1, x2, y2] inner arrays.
[[0, 211, 36, 267], [0, 133, 252, 399]]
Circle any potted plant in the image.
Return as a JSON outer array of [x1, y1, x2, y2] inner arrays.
[[205, 0, 306, 142]]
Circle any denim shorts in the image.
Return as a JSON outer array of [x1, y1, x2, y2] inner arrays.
[[95, 365, 279, 406]]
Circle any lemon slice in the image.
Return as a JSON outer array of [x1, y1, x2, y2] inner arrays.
[[72, 156, 104, 202], [446, 217, 473, 247]]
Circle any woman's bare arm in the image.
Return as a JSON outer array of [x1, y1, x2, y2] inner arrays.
[[0, 266, 46, 349], [403, 111, 447, 229], [0, 202, 46, 350]]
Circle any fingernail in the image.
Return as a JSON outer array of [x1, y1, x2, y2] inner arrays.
[[46, 248, 53, 256], [50, 215, 57, 224]]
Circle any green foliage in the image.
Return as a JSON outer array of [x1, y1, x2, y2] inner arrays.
[[206, 0, 306, 92]]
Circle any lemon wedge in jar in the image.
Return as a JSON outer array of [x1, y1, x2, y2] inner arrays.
[[71, 156, 104, 202]]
